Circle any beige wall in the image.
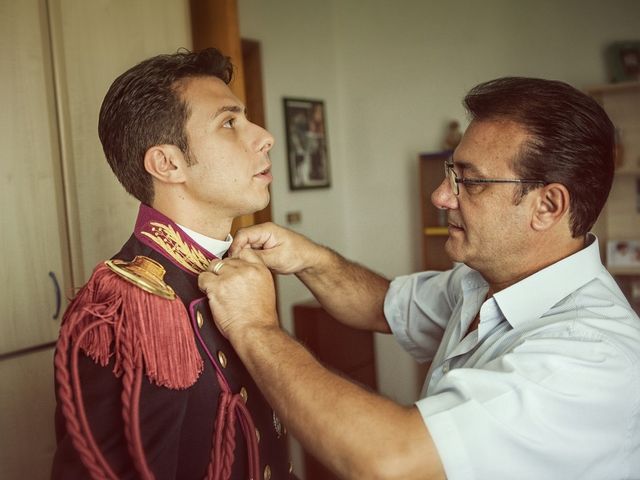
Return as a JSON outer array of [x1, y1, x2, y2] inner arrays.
[[238, 0, 640, 409], [238, 1, 349, 350]]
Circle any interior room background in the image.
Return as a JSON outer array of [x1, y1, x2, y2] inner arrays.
[[239, 0, 640, 406]]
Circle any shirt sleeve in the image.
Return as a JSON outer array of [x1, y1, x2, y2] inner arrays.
[[384, 265, 466, 362], [417, 331, 638, 480]]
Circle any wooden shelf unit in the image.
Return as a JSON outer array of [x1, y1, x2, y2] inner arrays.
[[587, 82, 640, 312], [293, 301, 377, 480], [419, 151, 454, 272]]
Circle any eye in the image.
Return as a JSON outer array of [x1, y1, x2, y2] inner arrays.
[[463, 183, 484, 194], [459, 180, 488, 195], [222, 118, 235, 129]]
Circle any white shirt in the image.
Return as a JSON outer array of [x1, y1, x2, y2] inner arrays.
[[385, 235, 640, 480], [176, 223, 232, 259]]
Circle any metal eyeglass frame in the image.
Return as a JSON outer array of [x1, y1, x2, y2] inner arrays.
[[444, 160, 545, 195]]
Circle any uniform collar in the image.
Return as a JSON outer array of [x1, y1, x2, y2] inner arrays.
[[134, 203, 220, 275], [492, 234, 603, 327]]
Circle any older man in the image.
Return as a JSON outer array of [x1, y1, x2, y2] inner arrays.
[[200, 77, 640, 479]]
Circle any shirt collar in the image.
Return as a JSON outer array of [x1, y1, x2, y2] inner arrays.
[[492, 233, 603, 327], [176, 223, 232, 259]]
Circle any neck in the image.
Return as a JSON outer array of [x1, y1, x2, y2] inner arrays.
[[151, 196, 232, 241], [482, 234, 586, 297]]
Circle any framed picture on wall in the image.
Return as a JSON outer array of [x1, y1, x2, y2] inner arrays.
[[606, 41, 640, 82], [283, 97, 331, 190]]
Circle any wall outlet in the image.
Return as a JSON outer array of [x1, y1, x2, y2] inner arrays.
[[286, 211, 302, 225]]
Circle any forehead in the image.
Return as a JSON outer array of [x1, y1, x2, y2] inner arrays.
[[454, 119, 530, 172], [178, 76, 242, 114]]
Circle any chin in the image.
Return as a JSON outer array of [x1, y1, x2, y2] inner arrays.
[[253, 195, 270, 212], [444, 239, 459, 259], [444, 242, 468, 266], [238, 196, 270, 216]]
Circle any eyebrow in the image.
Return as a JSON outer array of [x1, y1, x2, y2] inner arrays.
[[213, 105, 246, 118]]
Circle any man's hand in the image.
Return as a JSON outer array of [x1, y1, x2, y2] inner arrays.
[[200, 242, 443, 480], [230, 222, 391, 333], [229, 222, 323, 275], [198, 248, 278, 341]]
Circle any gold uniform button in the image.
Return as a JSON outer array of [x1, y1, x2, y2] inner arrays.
[[239, 387, 248, 403], [288, 462, 293, 474], [255, 427, 261, 443], [196, 311, 204, 329], [272, 411, 283, 438], [217, 350, 228, 368], [263, 464, 271, 480]]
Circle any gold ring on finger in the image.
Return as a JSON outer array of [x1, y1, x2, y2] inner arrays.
[[212, 261, 225, 275]]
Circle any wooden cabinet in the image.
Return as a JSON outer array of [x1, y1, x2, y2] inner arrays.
[[0, 0, 71, 358], [49, 0, 193, 283], [0, 1, 193, 476], [0, 3, 67, 475], [1, 0, 196, 352], [0, 349, 57, 479], [419, 151, 454, 271], [293, 301, 377, 480], [587, 81, 640, 313]]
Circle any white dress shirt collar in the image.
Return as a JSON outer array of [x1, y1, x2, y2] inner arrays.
[[493, 233, 602, 328], [176, 223, 232, 259]]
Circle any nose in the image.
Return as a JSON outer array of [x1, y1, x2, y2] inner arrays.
[[255, 124, 274, 153], [431, 177, 459, 211]]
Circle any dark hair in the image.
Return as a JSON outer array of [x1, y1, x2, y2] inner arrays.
[[463, 77, 615, 237], [98, 48, 233, 204]]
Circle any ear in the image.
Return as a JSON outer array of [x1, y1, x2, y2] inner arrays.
[[530, 183, 571, 232], [143, 145, 187, 184]]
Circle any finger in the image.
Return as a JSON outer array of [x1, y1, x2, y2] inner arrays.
[[231, 224, 270, 252], [229, 244, 262, 259], [197, 271, 218, 293], [212, 260, 225, 275], [206, 259, 225, 274], [230, 223, 281, 256], [235, 247, 266, 265]]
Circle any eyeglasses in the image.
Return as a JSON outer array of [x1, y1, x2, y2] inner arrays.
[[444, 160, 545, 196]]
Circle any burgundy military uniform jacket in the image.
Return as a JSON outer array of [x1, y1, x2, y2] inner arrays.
[[52, 204, 292, 479]]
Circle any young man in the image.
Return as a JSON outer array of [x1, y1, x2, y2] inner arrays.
[[52, 48, 292, 479], [200, 77, 640, 479]]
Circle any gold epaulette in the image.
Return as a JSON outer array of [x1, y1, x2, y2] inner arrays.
[[105, 255, 176, 300]]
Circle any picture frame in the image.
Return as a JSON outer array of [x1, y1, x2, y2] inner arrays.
[[283, 97, 331, 190], [605, 41, 640, 82]]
